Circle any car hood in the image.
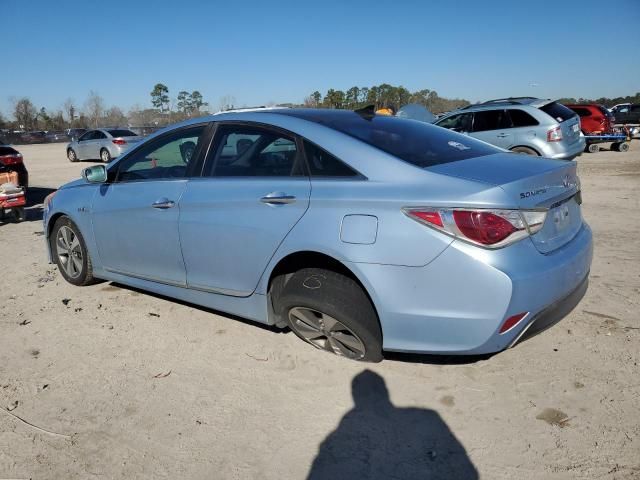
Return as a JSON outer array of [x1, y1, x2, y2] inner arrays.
[[60, 178, 87, 190]]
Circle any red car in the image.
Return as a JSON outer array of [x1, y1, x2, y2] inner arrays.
[[565, 104, 615, 134]]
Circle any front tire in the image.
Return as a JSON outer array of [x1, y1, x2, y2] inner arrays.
[[100, 148, 111, 163], [276, 268, 383, 362], [51, 216, 96, 286], [510, 146, 539, 156], [67, 148, 78, 162]]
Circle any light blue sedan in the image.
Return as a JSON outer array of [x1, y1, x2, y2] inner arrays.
[[43, 109, 593, 362]]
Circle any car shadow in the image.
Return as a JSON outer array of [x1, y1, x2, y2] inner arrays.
[[0, 186, 56, 226], [97, 282, 496, 364], [104, 282, 285, 335], [384, 351, 493, 365], [307, 370, 478, 480]]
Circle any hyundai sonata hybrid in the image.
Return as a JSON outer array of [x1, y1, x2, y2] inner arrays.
[[43, 108, 593, 362]]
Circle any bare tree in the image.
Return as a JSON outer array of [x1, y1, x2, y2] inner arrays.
[[63, 98, 76, 126], [103, 106, 128, 127], [84, 90, 105, 127], [217, 94, 236, 112]]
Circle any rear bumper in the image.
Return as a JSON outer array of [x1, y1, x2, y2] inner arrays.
[[349, 223, 593, 355], [509, 273, 589, 347], [548, 136, 586, 160]]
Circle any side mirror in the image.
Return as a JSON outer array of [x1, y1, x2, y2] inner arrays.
[[72, 136, 78, 142], [82, 165, 107, 183]]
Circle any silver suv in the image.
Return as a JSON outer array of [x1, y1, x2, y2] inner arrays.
[[435, 97, 585, 160]]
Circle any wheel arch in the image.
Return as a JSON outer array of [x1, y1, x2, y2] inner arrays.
[[266, 250, 382, 333], [509, 145, 541, 156]]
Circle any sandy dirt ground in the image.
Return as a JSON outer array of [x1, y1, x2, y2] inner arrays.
[[1, 141, 639, 479]]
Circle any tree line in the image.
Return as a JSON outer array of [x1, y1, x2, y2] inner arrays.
[[556, 92, 640, 108], [0, 84, 217, 133], [303, 84, 471, 113], [2, 84, 639, 134]]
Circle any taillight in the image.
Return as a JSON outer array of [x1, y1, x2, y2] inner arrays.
[[547, 126, 562, 142], [453, 210, 518, 245], [112, 139, 127, 145], [403, 207, 547, 248], [0, 153, 23, 166]]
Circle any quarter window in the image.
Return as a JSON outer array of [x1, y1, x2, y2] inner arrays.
[[116, 125, 204, 182], [508, 109, 540, 127], [303, 141, 358, 177], [205, 125, 304, 177]]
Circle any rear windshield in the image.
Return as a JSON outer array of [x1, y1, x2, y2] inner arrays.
[[540, 102, 576, 123], [281, 110, 498, 168], [108, 129, 136, 137]]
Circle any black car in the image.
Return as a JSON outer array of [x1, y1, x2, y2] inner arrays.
[[612, 104, 640, 125], [0, 141, 28, 188], [66, 128, 87, 141], [45, 131, 70, 143]]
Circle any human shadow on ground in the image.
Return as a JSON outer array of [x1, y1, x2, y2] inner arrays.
[[307, 370, 478, 480]]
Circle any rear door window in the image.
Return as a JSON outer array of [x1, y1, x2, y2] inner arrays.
[[508, 109, 540, 127], [94, 131, 107, 140], [472, 110, 510, 132], [540, 102, 576, 122], [205, 125, 305, 177]]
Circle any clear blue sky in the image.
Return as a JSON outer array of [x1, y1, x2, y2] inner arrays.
[[2, 0, 639, 118]]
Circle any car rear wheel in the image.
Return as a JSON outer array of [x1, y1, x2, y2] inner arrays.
[[510, 146, 539, 156], [100, 148, 111, 163], [67, 148, 78, 162], [276, 268, 383, 362], [51, 216, 96, 286]]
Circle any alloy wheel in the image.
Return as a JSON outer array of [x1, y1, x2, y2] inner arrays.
[[101, 150, 110, 162], [288, 307, 366, 360], [56, 225, 83, 279]]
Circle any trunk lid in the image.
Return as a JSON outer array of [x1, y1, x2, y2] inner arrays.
[[428, 153, 583, 253]]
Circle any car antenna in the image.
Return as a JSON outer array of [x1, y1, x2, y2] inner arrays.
[[354, 104, 376, 120]]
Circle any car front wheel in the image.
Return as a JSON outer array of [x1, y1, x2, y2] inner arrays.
[[276, 268, 383, 362], [67, 148, 78, 162], [51, 216, 96, 286]]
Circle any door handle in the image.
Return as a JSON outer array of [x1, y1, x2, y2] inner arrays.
[[152, 198, 175, 209], [496, 133, 510, 138], [260, 192, 296, 205]]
